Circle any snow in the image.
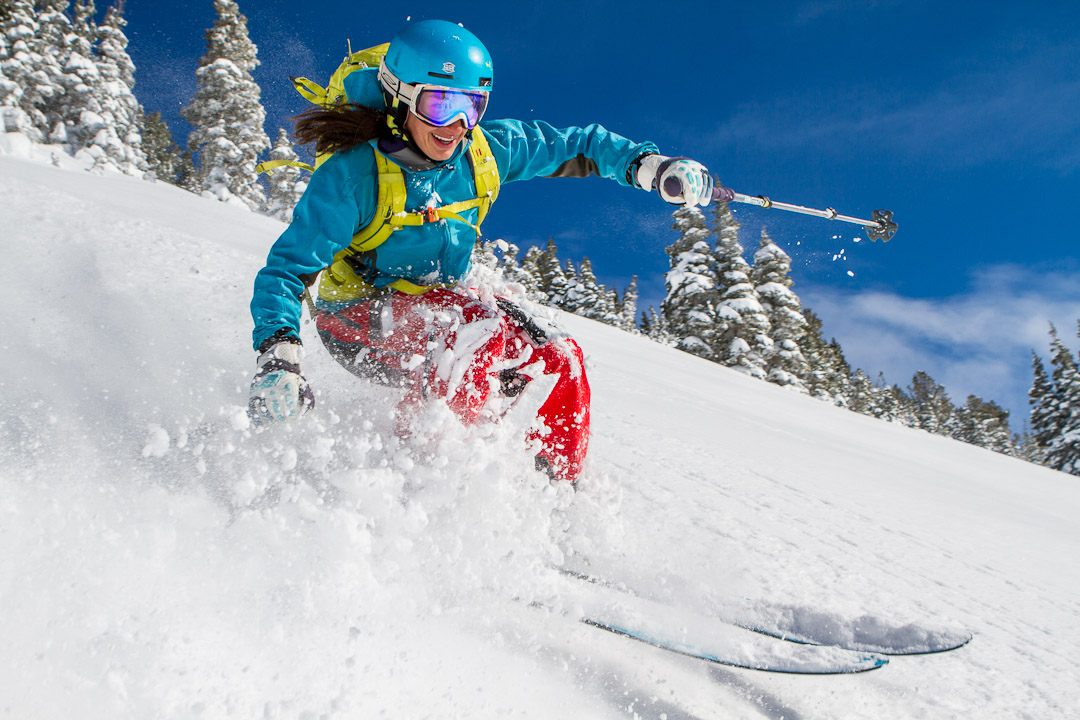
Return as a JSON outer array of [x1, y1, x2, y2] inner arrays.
[[2, 150, 1080, 718]]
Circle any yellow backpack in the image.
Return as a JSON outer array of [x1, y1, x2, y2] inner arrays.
[[258, 42, 502, 300]]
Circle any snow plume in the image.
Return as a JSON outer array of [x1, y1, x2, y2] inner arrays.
[[0, 154, 622, 717]]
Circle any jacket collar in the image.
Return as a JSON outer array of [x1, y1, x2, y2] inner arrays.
[[377, 133, 469, 171]]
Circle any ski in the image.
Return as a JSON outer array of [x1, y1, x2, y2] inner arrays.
[[557, 566, 969, 659], [558, 571, 887, 675], [728, 605, 972, 656]]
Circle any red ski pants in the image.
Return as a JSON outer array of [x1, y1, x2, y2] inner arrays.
[[315, 288, 590, 482]]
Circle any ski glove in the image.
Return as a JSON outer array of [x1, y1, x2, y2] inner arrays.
[[248, 341, 315, 425], [636, 154, 714, 207]]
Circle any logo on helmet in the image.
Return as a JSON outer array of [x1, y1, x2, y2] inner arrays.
[[442, 62, 455, 74]]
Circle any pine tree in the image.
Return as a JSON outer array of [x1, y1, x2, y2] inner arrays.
[[82, 1, 146, 175], [710, 200, 771, 377], [751, 228, 809, 391], [617, 275, 638, 332], [1028, 349, 1057, 466], [597, 287, 621, 327], [514, 244, 545, 299], [562, 257, 590, 316], [1044, 325, 1080, 474], [800, 307, 853, 405], [181, 0, 269, 211], [534, 237, 568, 306], [485, 240, 532, 293], [0, 4, 23, 135], [661, 205, 719, 359], [263, 128, 307, 222], [641, 306, 672, 344], [54, 0, 99, 148], [905, 371, 955, 436], [952, 395, 1014, 455], [471, 237, 499, 270], [139, 109, 183, 183], [847, 369, 876, 415], [1, 0, 47, 140], [865, 371, 905, 422], [31, 0, 72, 141], [571, 257, 619, 324]]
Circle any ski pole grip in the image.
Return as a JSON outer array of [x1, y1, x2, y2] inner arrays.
[[711, 186, 736, 203]]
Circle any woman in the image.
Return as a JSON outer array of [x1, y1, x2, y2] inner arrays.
[[248, 19, 714, 483]]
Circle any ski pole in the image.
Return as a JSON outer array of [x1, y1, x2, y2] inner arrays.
[[711, 186, 898, 242]]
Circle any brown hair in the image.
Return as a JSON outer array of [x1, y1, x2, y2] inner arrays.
[[292, 104, 387, 157]]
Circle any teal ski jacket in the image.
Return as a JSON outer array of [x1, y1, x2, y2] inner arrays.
[[250, 71, 658, 351]]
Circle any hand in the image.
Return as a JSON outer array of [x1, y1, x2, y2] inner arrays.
[[248, 341, 315, 424], [636, 154, 714, 207]]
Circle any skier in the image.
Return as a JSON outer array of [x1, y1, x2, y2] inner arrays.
[[248, 19, 714, 483]]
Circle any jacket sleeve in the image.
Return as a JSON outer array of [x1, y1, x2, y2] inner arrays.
[[250, 146, 377, 350], [478, 119, 658, 189]]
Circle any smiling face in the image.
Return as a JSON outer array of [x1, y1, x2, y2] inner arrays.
[[405, 112, 468, 162]]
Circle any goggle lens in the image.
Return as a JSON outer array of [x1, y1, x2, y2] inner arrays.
[[413, 88, 488, 128]]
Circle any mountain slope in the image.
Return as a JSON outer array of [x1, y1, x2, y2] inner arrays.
[[2, 151, 1078, 719]]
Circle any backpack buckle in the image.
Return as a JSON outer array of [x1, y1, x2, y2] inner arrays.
[[425, 206, 439, 223]]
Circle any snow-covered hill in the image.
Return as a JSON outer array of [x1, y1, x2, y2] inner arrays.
[[2, 149, 1078, 719]]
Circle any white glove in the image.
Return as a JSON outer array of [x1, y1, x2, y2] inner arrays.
[[636, 154, 714, 207], [248, 341, 315, 424]]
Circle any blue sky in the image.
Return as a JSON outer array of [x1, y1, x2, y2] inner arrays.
[[124, 0, 1080, 426]]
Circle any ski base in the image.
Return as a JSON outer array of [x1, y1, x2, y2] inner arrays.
[[555, 566, 969, 671], [583, 615, 888, 675], [733, 607, 972, 656], [564, 577, 888, 675]]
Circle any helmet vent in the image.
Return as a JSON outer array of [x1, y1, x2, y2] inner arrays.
[[428, 71, 454, 80]]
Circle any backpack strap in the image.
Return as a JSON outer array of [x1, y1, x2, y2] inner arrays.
[[351, 127, 500, 253], [317, 128, 502, 303], [254, 158, 315, 175]]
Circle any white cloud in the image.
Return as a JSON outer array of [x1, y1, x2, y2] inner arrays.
[[801, 264, 1080, 423]]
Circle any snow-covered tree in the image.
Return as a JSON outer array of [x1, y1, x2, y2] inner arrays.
[[905, 371, 955, 436], [533, 237, 568, 306], [616, 275, 638, 332], [139, 109, 183, 183], [710, 200, 771, 377], [562, 257, 593, 316], [800, 307, 852, 405], [263, 128, 307, 222], [751, 228, 809, 391], [0, 5, 26, 135], [78, 1, 146, 175], [641, 306, 672, 345], [570, 258, 620, 325], [53, 0, 99, 148], [501, 242, 541, 299], [1, 0, 47, 140], [661, 205, 719, 359], [181, 0, 269, 211], [516, 244, 545, 300], [471, 237, 499, 272], [31, 0, 72, 140], [1028, 349, 1057, 466], [952, 395, 1014, 455], [847, 369, 877, 416], [1043, 325, 1080, 474]]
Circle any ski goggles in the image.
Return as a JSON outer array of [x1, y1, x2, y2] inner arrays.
[[379, 61, 489, 128], [409, 86, 489, 128]]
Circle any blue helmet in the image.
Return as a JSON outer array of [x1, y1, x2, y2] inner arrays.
[[380, 19, 493, 95]]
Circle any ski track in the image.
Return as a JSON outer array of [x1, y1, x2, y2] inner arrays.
[[3, 151, 1080, 718]]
